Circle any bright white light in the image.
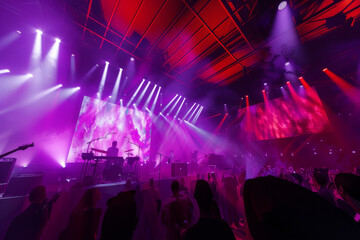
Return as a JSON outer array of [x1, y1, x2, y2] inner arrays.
[[27, 73, 33, 78], [96, 64, 99, 67], [105, 61, 109, 65], [0, 69, 10, 74], [285, 61, 290, 66], [59, 84, 63, 87], [130, 57, 135, 61], [97, 92, 100, 95], [278, 1, 287, 11], [264, 83, 267, 85], [36, 29, 43, 35], [17, 30, 21, 34], [75, 86, 81, 90], [71, 54, 75, 57], [109, 96, 112, 98], [55, 38, 61, 43], [300, 85, 303, 88]]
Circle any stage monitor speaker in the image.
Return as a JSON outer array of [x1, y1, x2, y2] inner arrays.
[[171, 163, 188, 177], [0, 158, 16, 184], [4, 172, 44, 197]]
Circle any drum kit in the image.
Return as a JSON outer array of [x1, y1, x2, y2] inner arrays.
[[89, 148, 139, 182]]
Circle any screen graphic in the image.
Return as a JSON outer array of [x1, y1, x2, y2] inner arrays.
[[67, 96, 152, 162]]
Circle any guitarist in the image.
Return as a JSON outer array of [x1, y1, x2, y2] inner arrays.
[[4, 185, 59, 240]]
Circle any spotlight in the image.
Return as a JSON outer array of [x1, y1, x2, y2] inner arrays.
[[264, 83, 267, 86], [322, 68, 328, 72], [281, 86, 283, 89], [105, 61, 109, 64], [16, 30, 21, 34], [299, 77, 303, 80], [278, 1, 287, 11], [97, 92, 100, 95], [300, 85, 303, 88], [71, 54, 75, 57], [0, 69, 10, 74], [130, 57, 135, 61], [59, 84, 63, 87], [55, 38, 61, 43], [95, 64, 99, 67], [262, 90, 265, 92], [286, 81, 290, 84], [120, 99, 123, 102], [75, 86, 81, 90], [285, 61, 290, 66], [27, 73, 33, 78], [109, 96, 112, 98], [36, 29, 43, 35]]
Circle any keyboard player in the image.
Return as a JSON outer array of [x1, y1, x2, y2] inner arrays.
[[107, 141, 119, 157]]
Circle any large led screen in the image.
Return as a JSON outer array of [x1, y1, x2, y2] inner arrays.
[[242, 88, 331, 140], [67, 96, 152, 162]]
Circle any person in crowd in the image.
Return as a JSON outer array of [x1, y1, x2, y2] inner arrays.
[[312, 169, 336, 206], [222, 170, 239, 227], [101, 190, 137, 240], [335, 173, 360, 218], [5, 185, 50, 240], [149, 178, 161, 214], [179, 177, 189, 195], [209, 172, 219, 203], [184, 180, 235, 240], [161, 180, 193, 240], [59, 188, 102, 240], [244, 175, 360, 239], [125, 178, 132, 191]]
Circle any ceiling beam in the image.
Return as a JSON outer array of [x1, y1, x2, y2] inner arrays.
[[132, 0, 168, 52], [82, 0, 93, 40], [218, 0, 254, 51], [181, 0, 244, 69], [119, 0, 145, 47], [99, 0, 120, 49], [146, 6, 187, 56]]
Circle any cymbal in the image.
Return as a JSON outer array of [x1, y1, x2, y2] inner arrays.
[[124, 149, 134, 153], [91, 148, 107, 154]]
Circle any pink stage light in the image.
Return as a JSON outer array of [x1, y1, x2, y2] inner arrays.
[[150, 87, 161, 113]]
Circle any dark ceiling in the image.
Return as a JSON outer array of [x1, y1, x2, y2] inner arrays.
[[65, 0, 360, 86], [1, 0, 360, 108]]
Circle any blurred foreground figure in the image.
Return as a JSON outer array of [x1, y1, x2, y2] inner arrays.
[[185, 180, 235, 240], [244, 176, 360, 240], [161, 180, 193, 240], [101, 190, 137, 240], [59, 188, 102, 240], [335, 173, 360, 218], [5, 186, 50, 240]]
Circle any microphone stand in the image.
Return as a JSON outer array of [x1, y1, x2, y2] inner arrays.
[[128, 141, 141, 157], [156, 153, 170, 182]]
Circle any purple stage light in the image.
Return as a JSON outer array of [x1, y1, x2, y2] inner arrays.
[[278, 1, 287, 11], [71, 54, 75, 57], [96, 64, 99, 67], [16, 30, 21, 34], [130, 57, 135, 61], [285, 61, 290, 66]]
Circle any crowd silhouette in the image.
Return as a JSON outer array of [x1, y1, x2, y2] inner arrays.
[[5, 166, 360, 240]]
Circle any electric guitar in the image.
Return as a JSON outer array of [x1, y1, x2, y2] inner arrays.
[[0, 143, 34, 159]]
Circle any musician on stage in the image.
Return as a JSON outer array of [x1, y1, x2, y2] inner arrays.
[[107, 141, 119, 157]]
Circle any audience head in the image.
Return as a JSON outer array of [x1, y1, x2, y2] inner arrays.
[[171, 180, 180, 196], [194, 180, 213, 212], [125, 179, 132, 191], [29, 185, 46, 203], [313, 170, 329, 188], [335, 173, 360, 212], [149, 178, 154, 187], [82, 188, 101, 209], [112, 141, 117, 147]]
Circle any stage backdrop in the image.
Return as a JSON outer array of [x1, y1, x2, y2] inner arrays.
[[240, 88, 331, 140], [67, 96, 152, 163]]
